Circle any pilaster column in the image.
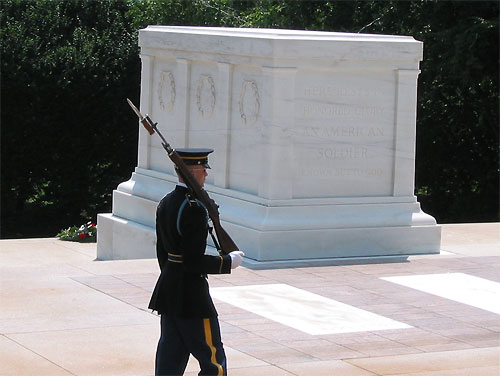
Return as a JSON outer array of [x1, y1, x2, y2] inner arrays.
[[258, 66, 297, 199], [214, 62, 234, 188], [176, 58, 192, 147], [138, 54, 155, 169], [393, 69, 420, 197]]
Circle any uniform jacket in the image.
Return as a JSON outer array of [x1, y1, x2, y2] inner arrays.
[[148, 185, 232, 317]]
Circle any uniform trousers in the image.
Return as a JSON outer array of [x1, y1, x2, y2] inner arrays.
[[155, 314, 227, 376]]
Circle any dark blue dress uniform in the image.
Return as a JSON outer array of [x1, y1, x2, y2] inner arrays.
[[149, 173, 232, 375]]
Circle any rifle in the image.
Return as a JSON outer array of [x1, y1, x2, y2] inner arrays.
[[127, 99, 238, 256]]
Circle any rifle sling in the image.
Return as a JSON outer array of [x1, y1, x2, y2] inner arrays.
[[208, 226, 222, 253], [177, 196, 223, 254]]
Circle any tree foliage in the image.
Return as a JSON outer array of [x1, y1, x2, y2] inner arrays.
[[1, 0, 498, 238], [1, 0, 140, 237]]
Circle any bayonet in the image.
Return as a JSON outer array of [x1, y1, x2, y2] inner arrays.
[[127, 98, 173, 153], [126, 98, 144, 121]]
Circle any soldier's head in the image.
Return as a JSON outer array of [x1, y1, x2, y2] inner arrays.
[[175, 148, 213, 187]]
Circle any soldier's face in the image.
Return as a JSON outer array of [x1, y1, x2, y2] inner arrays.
[[189, 166, 208, 186]]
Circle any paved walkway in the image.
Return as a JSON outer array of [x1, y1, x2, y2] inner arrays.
[[1, 223, 499, 375]]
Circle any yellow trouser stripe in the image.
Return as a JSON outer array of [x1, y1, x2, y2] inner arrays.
[[203, 318, 223, 376]]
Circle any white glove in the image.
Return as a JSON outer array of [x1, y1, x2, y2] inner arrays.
[[229, 251, 245, 269]]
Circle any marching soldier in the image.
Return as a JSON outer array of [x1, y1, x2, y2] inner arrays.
[[149, 148, 244, 376]]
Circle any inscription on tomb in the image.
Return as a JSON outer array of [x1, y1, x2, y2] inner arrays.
[[293, 77, 394, 195], [317, 146, 368, 160], [303, 126, 384, 138], [298, 167, 384, 178], [302, 103, 385, 120], [303, 86, 381, 99]]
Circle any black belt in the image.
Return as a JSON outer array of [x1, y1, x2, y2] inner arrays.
[[167, 253, 183, 263]]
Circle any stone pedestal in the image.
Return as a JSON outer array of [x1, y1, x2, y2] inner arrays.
[[97, 26, 441, 264]]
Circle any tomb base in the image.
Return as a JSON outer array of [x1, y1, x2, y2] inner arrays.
[[97, 169, 440, 262]]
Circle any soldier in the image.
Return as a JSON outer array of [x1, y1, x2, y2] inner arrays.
[[149, 148, 244, 376]]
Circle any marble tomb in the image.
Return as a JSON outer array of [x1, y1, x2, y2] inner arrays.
[[97, 26, 441, 265]]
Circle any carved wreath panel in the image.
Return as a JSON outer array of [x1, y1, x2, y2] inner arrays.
[[158, 71, 176, 112], [239, 80, 260, 126], [196, 75, 216, 118]]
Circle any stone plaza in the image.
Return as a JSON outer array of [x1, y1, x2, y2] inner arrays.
[[1, 223, 499, 375]]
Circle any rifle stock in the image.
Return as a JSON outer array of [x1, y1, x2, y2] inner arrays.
[[127, 99, 238, 255]]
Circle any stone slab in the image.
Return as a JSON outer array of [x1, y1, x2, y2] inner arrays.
[[0, 335, 72, 376], [345, 347, 500, 375], [7, 325, 158, 376], [211, 284, 411, 335]]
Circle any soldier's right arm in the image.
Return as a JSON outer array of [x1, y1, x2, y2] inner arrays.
[[179, 204, 232, 275]]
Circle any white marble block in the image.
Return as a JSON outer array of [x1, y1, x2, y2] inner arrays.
[[97, 26, 441, 264]]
